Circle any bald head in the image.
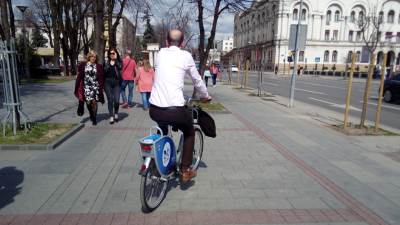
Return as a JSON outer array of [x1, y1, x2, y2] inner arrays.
[[167, 29, 184, 47]]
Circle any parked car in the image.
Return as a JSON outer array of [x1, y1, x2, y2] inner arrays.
[[231, 65, 239, 72], [382, 74, 400, 103]]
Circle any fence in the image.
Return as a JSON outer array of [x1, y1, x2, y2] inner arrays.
[[0, 39, 30, 136]]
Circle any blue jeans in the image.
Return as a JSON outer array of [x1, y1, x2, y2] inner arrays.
[[141, 92, 151, 109], [120, 80, 134, 105]]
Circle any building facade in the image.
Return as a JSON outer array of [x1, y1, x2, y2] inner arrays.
[[232, 0, 400, 74], [218, 37, 234, 54]]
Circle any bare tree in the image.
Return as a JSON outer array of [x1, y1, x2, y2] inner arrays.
[[357, 0, 383, 128], [30, 0, 53, 47], [152, 0, 194, 50], [190, 0, 250, 76], [106, 0, 128, 48], [126, 0, 148, 52]]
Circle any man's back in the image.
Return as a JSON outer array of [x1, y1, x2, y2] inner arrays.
[[149, 46, 207, 107]]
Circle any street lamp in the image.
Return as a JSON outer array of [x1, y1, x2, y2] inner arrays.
[[17, 5, 30, 80]]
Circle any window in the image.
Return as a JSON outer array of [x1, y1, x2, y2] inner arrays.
[[359, 11, 364, 24], [350, 11, 355, 23], [356, 31, 361, 41], [348, 31, 354, 41], [356, 51, 361, 62], [299, 51, 305, 62], [388, 10, 395, 23], [293, 9, 298, 21], [326, 10, 332, 25], [347, 51, 353, 63], [332, 50, 338, 62], [385, 32, 393, 42], [399, 14, 400, 24], [324, 51, 330, 62], [333, 30, 338, 40], [335, 10, 340, 22], [301, 9, 307, 21], [325, 30, 330, 41], [397, 32, 400, 43], [379, 11, 384, 23]]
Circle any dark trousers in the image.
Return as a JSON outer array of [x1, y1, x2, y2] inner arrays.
[[149, 105, 194, 170], [205, 76, 209, 87], [104, 78, 120, 117], [211, 73, 217, 85]]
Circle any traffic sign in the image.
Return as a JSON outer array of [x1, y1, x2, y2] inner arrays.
[[289, 24, 308, 51]]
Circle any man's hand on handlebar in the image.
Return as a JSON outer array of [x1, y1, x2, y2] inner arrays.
[[200, 96, 212, 103]]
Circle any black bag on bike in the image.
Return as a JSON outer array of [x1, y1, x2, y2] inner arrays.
[[197, 107, 216, 138]]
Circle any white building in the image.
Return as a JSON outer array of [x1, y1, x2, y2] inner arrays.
[[218, 37, 234, 54], [233, 0, 400, 75]]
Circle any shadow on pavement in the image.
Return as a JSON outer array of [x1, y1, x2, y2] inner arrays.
[[0, 166, 24, 210], [36, 105, 76, 122]]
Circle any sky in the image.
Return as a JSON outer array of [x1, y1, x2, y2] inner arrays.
[[13, 0, 236, 41]]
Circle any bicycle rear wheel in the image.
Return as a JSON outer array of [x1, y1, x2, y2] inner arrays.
[[140, 163, 168, 213], [191, 127, 204, 170]]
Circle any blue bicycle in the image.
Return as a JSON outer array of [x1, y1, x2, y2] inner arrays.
[[138, 101, 204, 213]]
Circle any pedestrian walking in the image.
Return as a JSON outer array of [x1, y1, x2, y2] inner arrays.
[[210, 63, 219, 87], [204, 65, 212, 87], [104, 48, 122, 124], [135, 57, 154, 111], [120, 49, 136, 108], [74, 50, 105, 126]]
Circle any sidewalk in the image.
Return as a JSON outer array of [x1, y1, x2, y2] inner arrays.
[[0, 81, 399, 225]]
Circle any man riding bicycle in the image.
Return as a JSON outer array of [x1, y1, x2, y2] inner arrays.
[[149, 29, 211, 184]]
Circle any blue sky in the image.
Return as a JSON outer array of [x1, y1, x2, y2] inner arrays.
[[13, 0, 235, 40]]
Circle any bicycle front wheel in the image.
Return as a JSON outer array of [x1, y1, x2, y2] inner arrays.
[[192, 127, 204, 170], [140, 164, 168, 213]]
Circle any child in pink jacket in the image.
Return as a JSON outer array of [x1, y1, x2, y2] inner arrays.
[[135, 58, 154, 110]]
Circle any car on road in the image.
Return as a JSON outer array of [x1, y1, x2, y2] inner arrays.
[[231, 65, 239, 72], [382, 74, 400, 103]]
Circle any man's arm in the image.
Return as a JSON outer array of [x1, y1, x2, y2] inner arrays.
[[186, 54, 209, 98]]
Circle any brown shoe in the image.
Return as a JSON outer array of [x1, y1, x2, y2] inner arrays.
[[180, 169, 197, 183]]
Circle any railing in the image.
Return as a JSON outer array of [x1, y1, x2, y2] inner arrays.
[[0, 39, 30, 136]]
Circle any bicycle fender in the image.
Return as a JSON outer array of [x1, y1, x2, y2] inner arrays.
[[139, 157, 152, 176]]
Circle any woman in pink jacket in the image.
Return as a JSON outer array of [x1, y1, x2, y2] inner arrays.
[[135, 58, 154, 110]]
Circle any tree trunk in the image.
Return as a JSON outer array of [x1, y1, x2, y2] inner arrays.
[[0, 0, 11, 40], [360, 53, 376, 127], [7, 0, 15, 38], [132, 7, 140, 51], [93, 0, 105, 64], [49, 0, 61, 66], [106, 0, 114, 48]]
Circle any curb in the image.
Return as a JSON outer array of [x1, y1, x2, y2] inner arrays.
[[0, 123, 85, 150]]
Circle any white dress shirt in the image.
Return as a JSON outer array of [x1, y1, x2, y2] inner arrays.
[[149, 46, 209, 107]]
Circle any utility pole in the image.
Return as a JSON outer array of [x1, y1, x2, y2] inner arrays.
[[288, 0, 303, 108], [276, 0, 284, 75]]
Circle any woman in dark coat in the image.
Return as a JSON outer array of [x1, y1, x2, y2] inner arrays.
[[74, 50, 105, 125], [103, 47, 123, 124]]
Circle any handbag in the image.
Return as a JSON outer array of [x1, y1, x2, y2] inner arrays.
[[77, 100, 84, 116], [196, 107, 216, 138]]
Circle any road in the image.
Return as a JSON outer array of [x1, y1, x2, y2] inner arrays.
[[223, 71, 400, 130]]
